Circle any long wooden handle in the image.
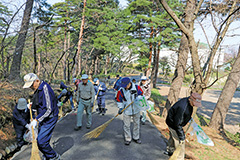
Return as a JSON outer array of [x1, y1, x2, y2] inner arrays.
[[115, 101, 134, 117], [28, 99, 35, 140]]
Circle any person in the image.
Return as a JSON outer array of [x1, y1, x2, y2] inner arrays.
[[57, 82, 74, 110], [93, 78, 107, 115], [75, 74, 95, 130], [115, 77, 143, 145], [164, 92, 202, 159], [113, 75, 122, 91], [132, 78, 136, 84], [12, 98, 32, 148], [138, 76, 151, 125], [72, 78, 81, 92], [23, 73, 60, 160]]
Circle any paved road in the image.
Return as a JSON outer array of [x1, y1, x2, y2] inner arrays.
[[11, 89, 168, 160]]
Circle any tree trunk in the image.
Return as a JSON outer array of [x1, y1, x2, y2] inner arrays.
[[9, 0, 34, 80], [33, 28, 37, 74], [162, 0, 195, 116], [63, 19, 67, 81], [209, 46, 240, 131], [146, 25, 154, 77], [76, 0, 86, 77], [153, 40, 160, 88], [94, 55, 99, 75]]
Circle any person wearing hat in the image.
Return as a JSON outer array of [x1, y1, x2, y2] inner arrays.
[[12, 98, 32, 148], [164, 92, 202, 159], [75, 74, 95, 130], [23, 73, 60, 160], [113, 75, 122, 91], [93, 78, 107, 115], [57, 82, 74, 110], [115, 77, 144, 145], [139, 76, 151, 125]]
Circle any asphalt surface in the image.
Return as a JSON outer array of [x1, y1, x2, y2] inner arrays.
[[11, 89, 168, 160]]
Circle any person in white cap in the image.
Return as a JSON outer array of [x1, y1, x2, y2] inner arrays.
[[139, 76, 151, 125], [12, 98, 32, 148], [75, 74, 95, 130], [93, 78, 107, 115], [23, 73, 60, 160]]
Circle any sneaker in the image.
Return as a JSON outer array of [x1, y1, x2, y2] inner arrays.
[[125, 141, 131, 145], [132, 139, 142, 144], [163, 151, 173, 156], [74, 126, 81, 131]]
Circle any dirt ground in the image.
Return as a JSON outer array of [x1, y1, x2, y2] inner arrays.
[[157, 84, 240, 135], [151, 85, 240, 159]]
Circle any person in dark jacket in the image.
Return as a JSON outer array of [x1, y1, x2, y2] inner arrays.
[[58, 82, 74, 110], [165, 92, 202, 159], [113, 75, 122, 91], [73, 78, 81, 92], [93, 78, 107, 115], [23, 73, 60, 160], [12, 98, 32, 148]]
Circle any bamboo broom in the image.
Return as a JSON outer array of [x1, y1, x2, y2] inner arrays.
[[28, 100, 41, 160], [169, 106, 198, 160], [83, 101, 134, 140], [146, 110, 159, 125]]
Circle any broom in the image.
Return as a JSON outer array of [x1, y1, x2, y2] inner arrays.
[[146, 110, 159, 125], [169, 106, 198, 160], [28, 100, 41, 160], [83, 101, 134, 140]]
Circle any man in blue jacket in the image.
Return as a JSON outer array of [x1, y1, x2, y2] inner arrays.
[[13, 98, 32, 148], [23, 73, 60, 160], [58, 82, 74, 110], [165, 92, 202, 160], [93, 78, 107, 115]]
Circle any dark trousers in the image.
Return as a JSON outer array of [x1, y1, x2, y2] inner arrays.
[[58, 94, 74, 109], [37, 116, 58, 159], [97, 96, 106, 112], [14, 125, 27, 147]]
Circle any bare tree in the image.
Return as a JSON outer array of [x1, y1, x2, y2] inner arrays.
[[8, 0, 34, 80], [209, 46, 240, 131]]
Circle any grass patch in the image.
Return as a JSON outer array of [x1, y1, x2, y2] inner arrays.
[[150, 88, 166, 106]]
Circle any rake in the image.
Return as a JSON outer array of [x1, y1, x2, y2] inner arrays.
[[83, 101, 134, 140], [146, 110, 159, 125], [28, 100, 41, 160]]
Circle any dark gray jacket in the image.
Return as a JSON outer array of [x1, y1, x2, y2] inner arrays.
[[166, 97, 193, 140]]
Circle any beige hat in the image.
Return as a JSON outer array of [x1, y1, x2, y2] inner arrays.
[[190, 92, 202, 107], [17, 98, 27, 110], [23, 73, 39, 88]]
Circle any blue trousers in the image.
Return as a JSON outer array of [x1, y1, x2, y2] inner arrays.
[[14, 125, 27, 147], [97, 96, 105, 108], [37, 116, 58, 159], [77, 99, 92, 127]]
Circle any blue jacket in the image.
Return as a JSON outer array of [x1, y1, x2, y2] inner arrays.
[[60, 82, 73, 96], [12, 105, 31, 128], [94, 82, 107, 96], [32, 81, 59, 123]]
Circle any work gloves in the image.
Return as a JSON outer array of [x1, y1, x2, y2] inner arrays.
[[30, 119, 38, 129], [57, 101, 63, 107], [118, 108, 124, 114], [25, 124, 31, 130], [98, 86, 103, 90]]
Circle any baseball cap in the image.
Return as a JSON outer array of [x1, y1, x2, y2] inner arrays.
[[93, 78, 99, 83], [17, 98, 28, 110], [190, 92, 202, 107], [81, 74, 88, 79], [141, 76, 147, 80], [23, 73, 39, 88], [120, 77, 131, 88]]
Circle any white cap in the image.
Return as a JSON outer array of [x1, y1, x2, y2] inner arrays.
[[141, 76, 147, 80], [81, 74, 88, 79], [23, 73, 39, 88]]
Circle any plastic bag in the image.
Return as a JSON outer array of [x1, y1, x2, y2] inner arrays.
[[134, 96, 149, 111], [147, 100, 155, 112], [190, 118, 214, 146], [23, 128, 38, 143]]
